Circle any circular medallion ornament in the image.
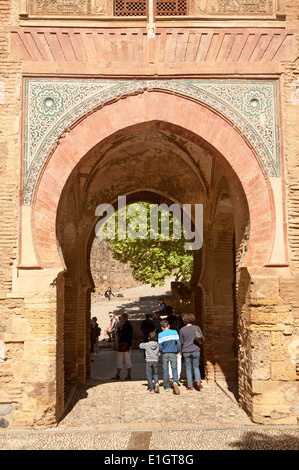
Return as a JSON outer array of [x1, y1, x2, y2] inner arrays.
[[35, 89, 63, 116], [243, 90, 268, 116]]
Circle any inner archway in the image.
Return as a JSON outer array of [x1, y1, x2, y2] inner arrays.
[[54, 118, 251, 413]]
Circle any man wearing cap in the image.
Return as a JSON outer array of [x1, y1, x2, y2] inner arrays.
[[103, 312, 116, 342]]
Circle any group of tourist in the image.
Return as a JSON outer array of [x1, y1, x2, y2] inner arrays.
[[139, 302, 204, 394], [91, 296, 204, 393], [90, 310, 133, 378]]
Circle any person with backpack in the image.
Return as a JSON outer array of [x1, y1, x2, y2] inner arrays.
[[179, 313, 204, 391]]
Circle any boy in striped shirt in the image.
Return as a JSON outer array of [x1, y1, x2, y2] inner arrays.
[[158, 320, 181, 394]]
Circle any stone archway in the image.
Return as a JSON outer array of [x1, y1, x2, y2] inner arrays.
[[31, 91, 275, 270], [18, 90, 285, 426]]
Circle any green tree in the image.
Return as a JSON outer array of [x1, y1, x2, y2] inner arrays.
[[98, 202, 193, 287]]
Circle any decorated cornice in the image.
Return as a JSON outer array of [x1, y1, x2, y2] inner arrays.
[[23, 78, 280, 205], [9, 26, 295, 64]]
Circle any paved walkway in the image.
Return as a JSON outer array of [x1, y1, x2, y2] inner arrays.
[[1, 282, 298, 450], [1, 348, 298, 450], [59, 349, 253, 431]]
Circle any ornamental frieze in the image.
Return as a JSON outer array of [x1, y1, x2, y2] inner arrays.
[[197, 0, 274, 16], [28, 0, 108, 16], [25, 0, 285, 18]]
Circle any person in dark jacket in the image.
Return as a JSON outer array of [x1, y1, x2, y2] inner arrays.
[[140, 313, 155, 342], [112, 313, 133, 381], [180, 313, 204, 391], [165, 305, 178, 330]]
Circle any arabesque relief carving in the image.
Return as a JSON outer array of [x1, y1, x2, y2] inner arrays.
[[29, 0, 107, 16], [197, 0, 274, 16], [27, 0, 284, 18]]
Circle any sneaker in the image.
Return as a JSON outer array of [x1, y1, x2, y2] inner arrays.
[[154, 383, 160, 394], [164, 387, 170, 392], [112, 375, 120, 380], [125, 376, 131, 381], [173, 382, 180, 395], [148, 389, 154, 394], [186, 387, 194, 390], [196, 381, 203, 390]]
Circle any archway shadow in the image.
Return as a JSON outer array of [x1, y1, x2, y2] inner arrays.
[[228, 431, 299, 450]]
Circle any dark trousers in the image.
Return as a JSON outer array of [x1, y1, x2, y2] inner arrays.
[[146, 361, 159, 391]]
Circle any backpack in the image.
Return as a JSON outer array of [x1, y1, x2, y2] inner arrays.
[[194, 326, 204, 346]]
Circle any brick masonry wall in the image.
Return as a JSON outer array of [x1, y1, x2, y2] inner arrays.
[[0, 0, 21, 292], [0, 0, 24, 429]]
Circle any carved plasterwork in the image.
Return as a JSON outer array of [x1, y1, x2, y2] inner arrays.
[[197, 0, 275, 16], [23, 78, 280, 205], [91, 0, 107, 15], [26, 0, 284, 18], [29, 0, 108, 16]]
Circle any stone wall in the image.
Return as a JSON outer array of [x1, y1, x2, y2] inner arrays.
[[90, 239, 143, 295], [238, 268, 299, 425]]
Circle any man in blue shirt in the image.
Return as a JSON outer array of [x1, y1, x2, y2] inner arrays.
[[158, 319, 181, 394]]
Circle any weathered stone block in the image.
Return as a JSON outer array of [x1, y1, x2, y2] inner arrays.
[[271, 346, 285, 361], [11, 318, 31, 335], [0, 404, 12, 416], [271, 331, 282, 346], [0, 340, 4, 363], [0, 418, 9, 428], [251, 331, 271, 380], [252, 403, 295, 422], [252, 392, 285, 406], [271, 362, 297, 381], [251, 379, 278, 395], [248, 276, 280, 305]]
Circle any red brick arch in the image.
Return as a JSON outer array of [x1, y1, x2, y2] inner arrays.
[[32, 90, 275, 269]]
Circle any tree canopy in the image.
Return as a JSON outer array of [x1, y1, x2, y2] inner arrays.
[[97, 202, 193, 287]]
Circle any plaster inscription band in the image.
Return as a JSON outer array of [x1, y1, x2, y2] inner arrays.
[[27, 0, 283, 18], [23, 79, 280, 205]]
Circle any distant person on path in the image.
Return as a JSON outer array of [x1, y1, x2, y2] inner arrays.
[[158, 319, 181, 395], [180, 313, 204, 391], [154, 298, 166, 316], [92, 316, 101, 355], [103, 313, 114, 342], [112, 313, 133, 381], [104, 287, 115, 301], [90, 317, 101, 361], [139, 331, 160, 394], [140, 313, 155, 343], [153, 298, 167, 334]]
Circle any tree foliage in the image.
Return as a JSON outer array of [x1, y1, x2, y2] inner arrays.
[[99, 202, 193, 287]]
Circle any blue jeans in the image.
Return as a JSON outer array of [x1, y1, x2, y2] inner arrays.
[[162, 353, 178, 389], [146, 361, 159, 391], [184, 351, 201, 387]]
